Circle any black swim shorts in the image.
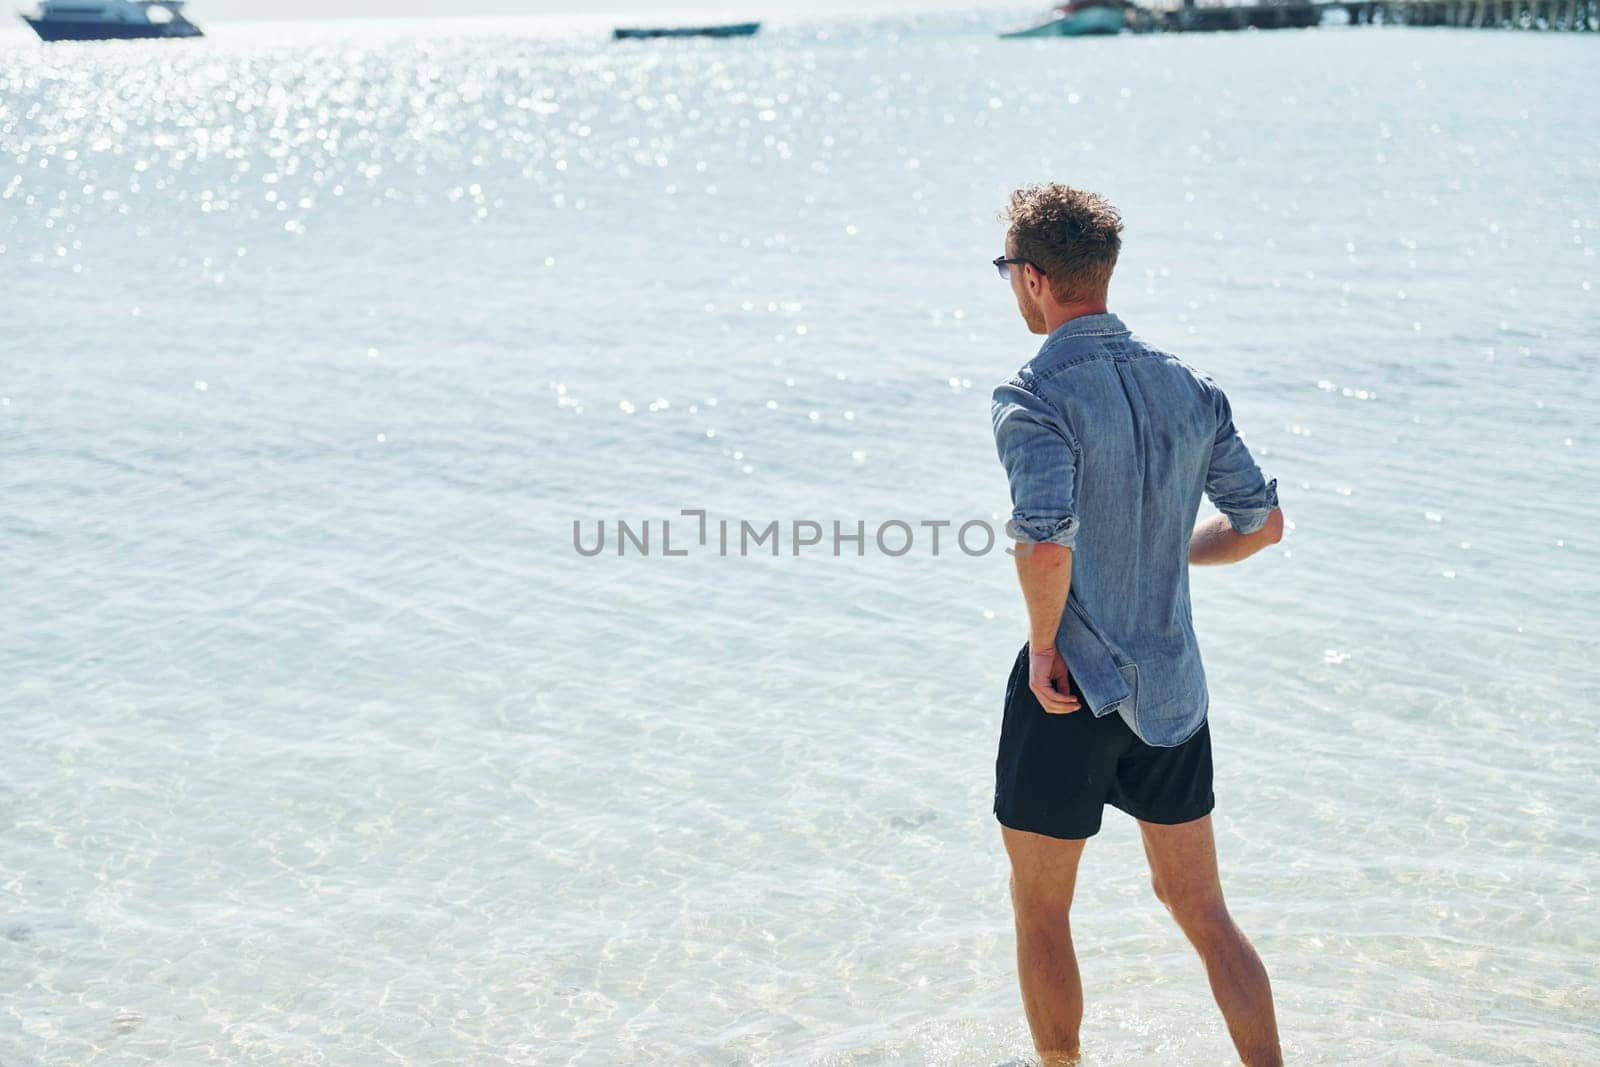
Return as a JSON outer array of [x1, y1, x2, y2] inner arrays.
[[994, 642, 1215, 840]]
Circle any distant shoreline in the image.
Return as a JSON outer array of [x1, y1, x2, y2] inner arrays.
[[2, 0, 1010, 30]]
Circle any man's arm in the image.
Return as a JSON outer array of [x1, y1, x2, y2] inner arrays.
[[1013, 542, 1081, 714], [1189, 508, 1284, 565], [1195, 378, 1283, 565], [992, 378, 1084, 716]]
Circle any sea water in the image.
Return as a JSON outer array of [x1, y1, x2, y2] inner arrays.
[[1, 12, 1597, 1065]]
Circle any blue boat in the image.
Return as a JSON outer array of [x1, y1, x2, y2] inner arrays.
[[613, 21, 760, 40], [21, 0, 203, 40], [1000, 0, 1129, 37]]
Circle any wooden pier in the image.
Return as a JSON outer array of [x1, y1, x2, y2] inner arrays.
[[1126, 0, 1599, 30], [1335, 0, 1597, 27]]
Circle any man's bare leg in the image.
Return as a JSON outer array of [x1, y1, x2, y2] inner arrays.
[[1001, 824, 1089, 1066], [1138, 815, 1283, 1067]]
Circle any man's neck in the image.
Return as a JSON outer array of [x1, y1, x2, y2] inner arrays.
[[1043, 303, 1110, 335]]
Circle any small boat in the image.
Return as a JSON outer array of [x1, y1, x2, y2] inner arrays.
[[612, 21, 760, 40], [20, 0, 203, 40], [1000, 0, 1129, 37]]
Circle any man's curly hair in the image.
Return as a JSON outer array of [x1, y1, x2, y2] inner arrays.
[[1001, 184, 1124, 304]]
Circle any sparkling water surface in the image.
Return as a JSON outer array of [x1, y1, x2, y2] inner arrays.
[[2, 12, 1598, 1066]]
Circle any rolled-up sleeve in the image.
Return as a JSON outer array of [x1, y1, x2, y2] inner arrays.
[[1205, 384, 1279, 535], [992, 378, 1080, 549]]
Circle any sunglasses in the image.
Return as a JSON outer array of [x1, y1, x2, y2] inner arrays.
[[993, 255, 1045, 280]]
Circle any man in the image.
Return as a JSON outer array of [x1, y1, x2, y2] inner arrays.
[[989, 184, 1286, 1067]]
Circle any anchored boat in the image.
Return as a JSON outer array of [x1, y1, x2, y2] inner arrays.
[[612, 21, 760, 40], [21, 0, 203, 41], [1000, 0, 1130, 37]]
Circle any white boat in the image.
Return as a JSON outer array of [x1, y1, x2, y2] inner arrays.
[[1001, 0, 1129, 37], [21, 0, 204, 41]]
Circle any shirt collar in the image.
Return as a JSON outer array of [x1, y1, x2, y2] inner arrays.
[[1041, 312, 1129, 346]]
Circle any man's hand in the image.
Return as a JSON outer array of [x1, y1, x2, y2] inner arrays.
[[1028, 643, 1081, 715]]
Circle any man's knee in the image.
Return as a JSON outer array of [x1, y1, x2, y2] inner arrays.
[[1152, 879, 1231, 941], [1010, 871, 1074, 930]]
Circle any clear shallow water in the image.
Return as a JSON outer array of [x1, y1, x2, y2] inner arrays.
[[2, 13, 1598, 1066]]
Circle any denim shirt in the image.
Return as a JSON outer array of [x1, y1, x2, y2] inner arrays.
[[992, 312, 1279, 747]]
